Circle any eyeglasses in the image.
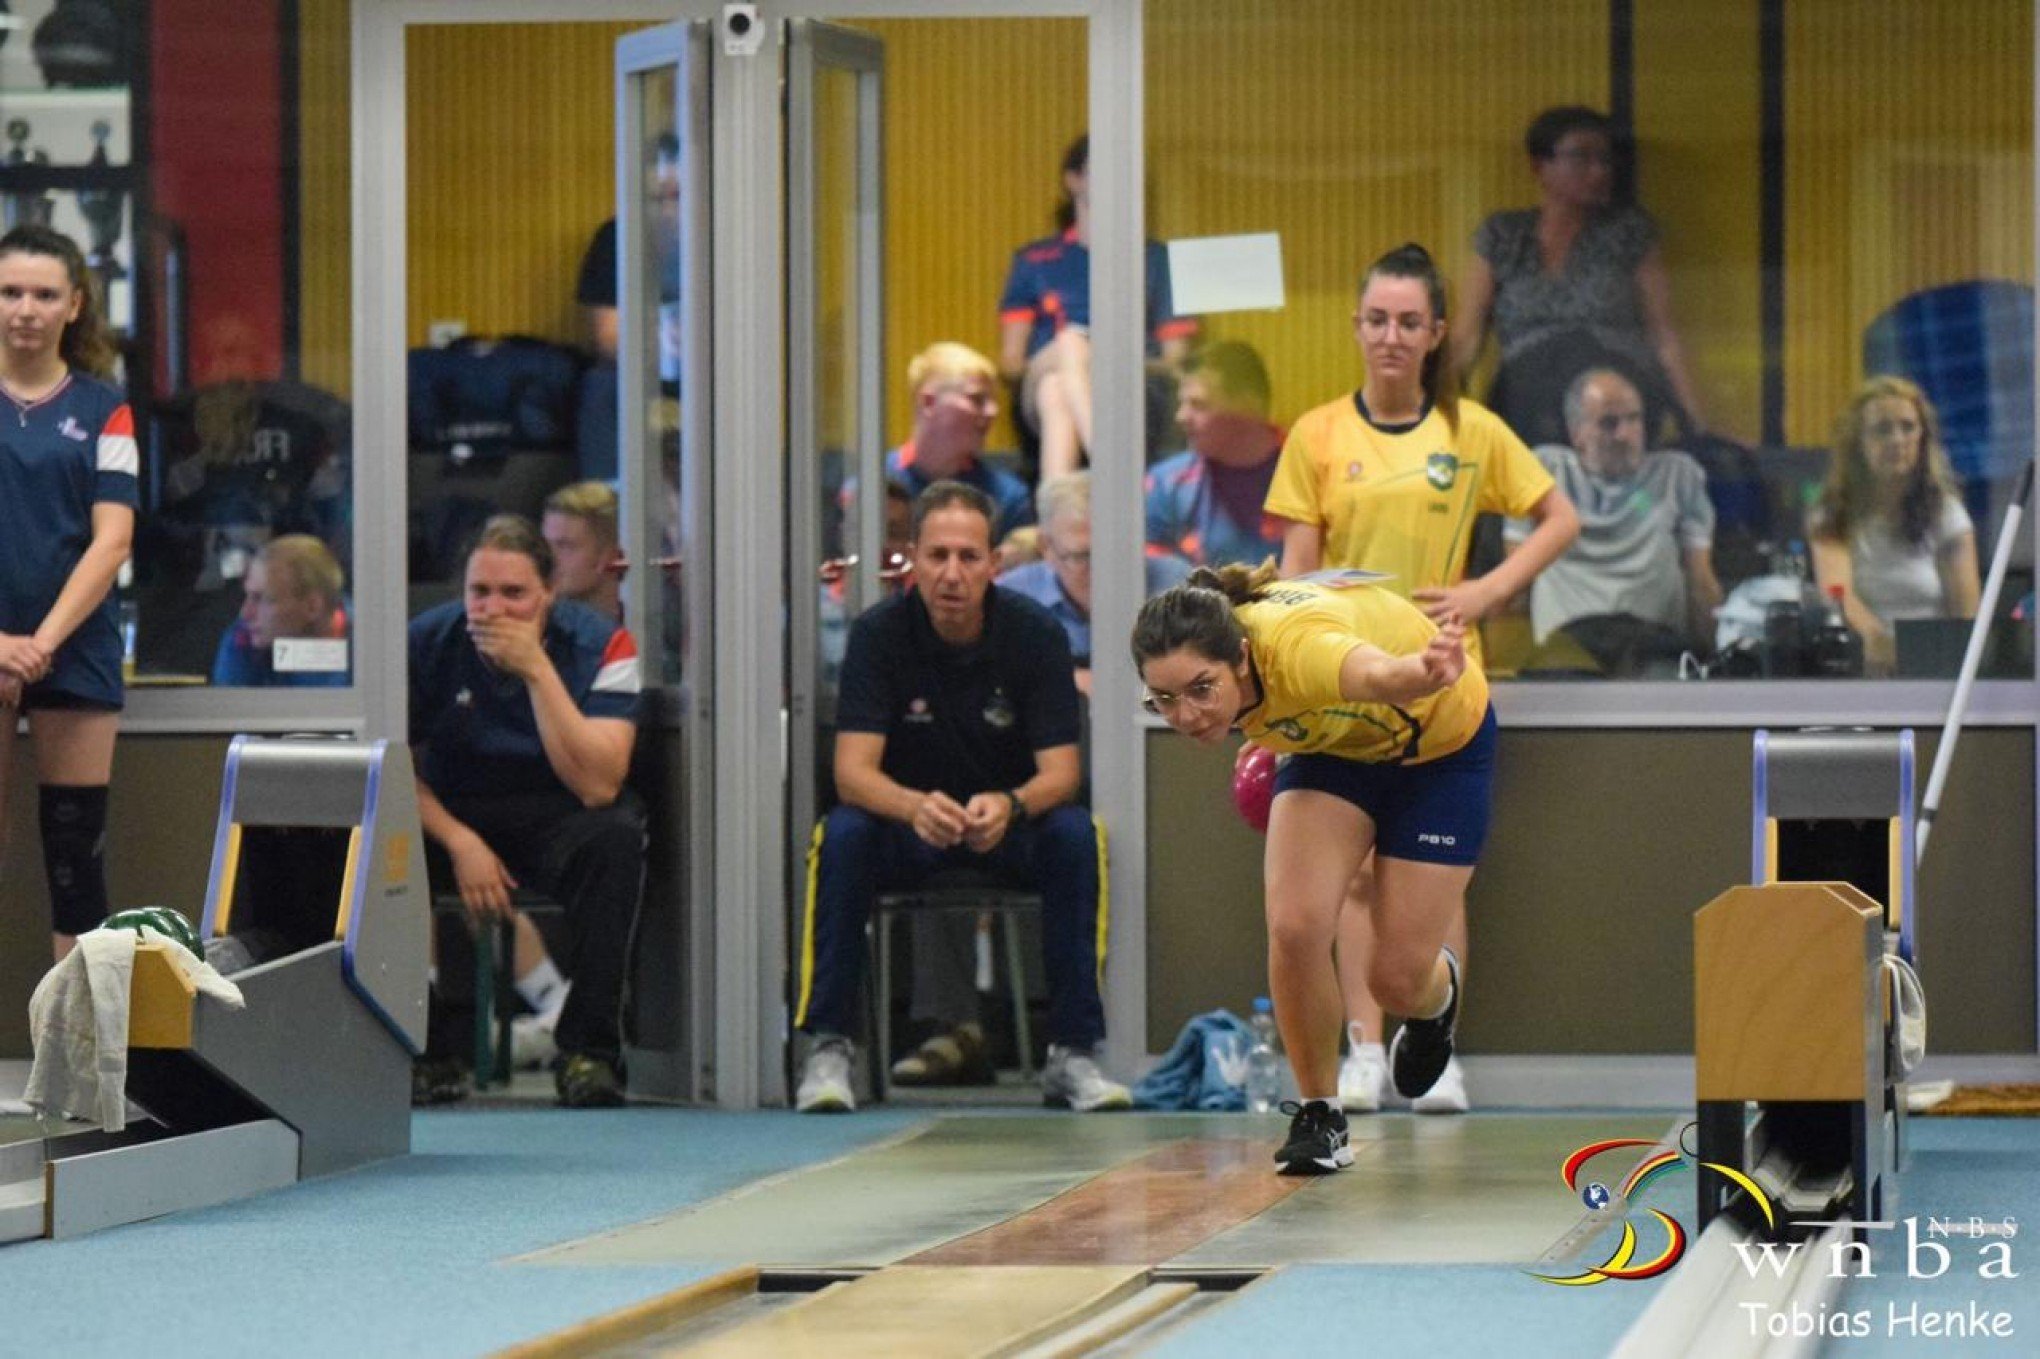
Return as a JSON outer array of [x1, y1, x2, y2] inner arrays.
[[1141, 675, 1225, 715], [1592, 411, 1643, 432], [1050, 547, 1092, 568]]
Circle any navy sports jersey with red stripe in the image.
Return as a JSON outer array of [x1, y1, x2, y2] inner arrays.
[[0, 372, 138, 703], [408, 598, 642, 799], [996, 229, 1198, 360]]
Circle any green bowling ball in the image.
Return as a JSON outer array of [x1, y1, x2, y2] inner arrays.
[[100, 906, 203, 957]]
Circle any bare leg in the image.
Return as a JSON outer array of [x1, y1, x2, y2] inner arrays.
[[1027, 330, 1095, 479], [1263, 788, 1371, 1100], [1366, 856, 1473, 1019], [1339, 873, 1467, 1036], [1057, 329, 1094, 453], [1333, 860, 1385, 1044], [512, 910, 548, 981], [31, 708, 120, 963], [1033, 371, 1083, 481]]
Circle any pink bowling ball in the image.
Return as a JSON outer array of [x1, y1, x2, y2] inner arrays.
[[1231, 745, 1277, 834]]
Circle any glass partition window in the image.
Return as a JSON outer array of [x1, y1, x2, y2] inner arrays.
[[1145, 0, 2033, 684], [630, 62, 688, 682], [96, 0, 357, 692]]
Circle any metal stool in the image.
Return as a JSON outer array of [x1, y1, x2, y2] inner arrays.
[[429, 890, 565, 1087], [869, 870, 1039, 1101]]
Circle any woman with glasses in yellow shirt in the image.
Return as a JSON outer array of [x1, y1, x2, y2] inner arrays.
[[1265, 242, 1578, 1115], [1132, 564, 1492, 1174]]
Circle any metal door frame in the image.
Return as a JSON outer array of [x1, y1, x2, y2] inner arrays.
[[354, 0, 1151, 1106]]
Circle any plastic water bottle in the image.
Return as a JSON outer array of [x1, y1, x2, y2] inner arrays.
[[1245, 997, 1282, 1114]]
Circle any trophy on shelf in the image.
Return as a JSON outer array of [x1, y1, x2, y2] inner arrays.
[[78, 120, 125, 287], [3, 119, 56, 230]]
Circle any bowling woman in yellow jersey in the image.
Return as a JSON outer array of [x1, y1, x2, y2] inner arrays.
[[1132, 564, 1493, 1174]]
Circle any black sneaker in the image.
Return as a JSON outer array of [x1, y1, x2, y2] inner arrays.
[[1390, 947, 1460, 1099], [1274, 1099, 1353, 1175], [411, 1056, 471, 1107], [555, 1053, 626, 1108]]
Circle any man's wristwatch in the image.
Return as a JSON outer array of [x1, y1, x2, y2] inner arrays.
[[1002, 788, 1029, 826]]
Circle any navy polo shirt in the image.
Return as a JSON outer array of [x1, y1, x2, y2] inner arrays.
[[408, 598, 642, 799], [836, 585, 1081, 802]]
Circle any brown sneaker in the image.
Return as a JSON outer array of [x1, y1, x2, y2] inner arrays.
[[555, 1053, 626, 1108], [889, 1022, 994, 1086]]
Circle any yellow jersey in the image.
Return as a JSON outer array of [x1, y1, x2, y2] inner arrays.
[[1264, 394, 1552, 594], [1233, 574, 1489, 765]]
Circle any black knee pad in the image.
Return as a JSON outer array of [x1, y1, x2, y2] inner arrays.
[[40, 784, 110, 937]]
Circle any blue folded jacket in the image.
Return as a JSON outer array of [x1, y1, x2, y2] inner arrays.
[[1131, 1009, 1254, 1111]]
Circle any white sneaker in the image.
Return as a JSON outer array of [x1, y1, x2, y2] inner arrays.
[[1339, 1042, 1387, 1113], [510, 1013, 559, 1071], [1410, 1055, 1470, 1114], [795, 1037, 857, 1113], [1041, 1045, 1132, 1112]]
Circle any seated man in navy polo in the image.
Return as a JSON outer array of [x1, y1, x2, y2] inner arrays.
[[883, 342, 1034, 540], [210, 534, 351, 687], [999, 471, 1191, 697], [794, 480, 1130, 1114], [408, 515, 645, 1108]]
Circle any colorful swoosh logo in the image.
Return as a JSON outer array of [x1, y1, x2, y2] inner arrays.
[[1528, 1135, 1776, 1285]]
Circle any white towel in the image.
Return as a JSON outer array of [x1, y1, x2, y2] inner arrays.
[[25, 930, 245, 1132]]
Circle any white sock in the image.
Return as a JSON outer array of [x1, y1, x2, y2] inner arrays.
[[534, 980, 571, 1029], [517, 958, 567, 1014], [1415, 959, 1457, 1021], [1346, 1021, 1372, 1052]]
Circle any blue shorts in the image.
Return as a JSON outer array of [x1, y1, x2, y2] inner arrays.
[[1271, 705, 1497, 866]]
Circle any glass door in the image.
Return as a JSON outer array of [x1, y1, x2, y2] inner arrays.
[[616, 21, 712, 1100], [786, 19, 885, 1057]]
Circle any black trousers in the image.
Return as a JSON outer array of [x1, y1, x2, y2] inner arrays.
[[429, 787, 647, 1066]]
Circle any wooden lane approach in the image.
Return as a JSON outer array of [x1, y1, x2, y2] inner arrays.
[[497, 1265, 1195, 1359], [496, 1137, 1309, 1355]]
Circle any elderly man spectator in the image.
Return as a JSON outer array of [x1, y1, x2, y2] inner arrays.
[[542, 481, 626, 622], [884, 343, 1035, 539], [1145, 342, 1285, 568], [794, 480, 1128, 1114], [408, 516, 645, 1108], [1000, 471, 1191, 696], [1508, 367, 1722, 659], [210, 534, 350, 687]]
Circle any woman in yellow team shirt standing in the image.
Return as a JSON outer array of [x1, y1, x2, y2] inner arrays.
[[1133, 565, 1487, 1173], [1264, 243, 1578, 1114]]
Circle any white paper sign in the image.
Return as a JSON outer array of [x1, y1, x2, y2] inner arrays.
[[1166, 233, 1286, 316], [274, 638, 350, 674]]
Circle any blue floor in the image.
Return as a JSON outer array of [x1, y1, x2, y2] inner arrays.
[[2, 1108, 922, 1359], [1821, 1119, 2040, 1357], [3, 1110, 2035, 1357]]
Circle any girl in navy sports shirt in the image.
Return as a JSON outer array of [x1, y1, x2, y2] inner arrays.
[[0, 225, 137, 960]]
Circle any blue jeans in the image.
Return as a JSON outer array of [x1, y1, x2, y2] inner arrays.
[[795, 803, 1107, 1049]]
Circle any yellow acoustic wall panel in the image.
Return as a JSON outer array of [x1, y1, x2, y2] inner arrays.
[[403, 22, 647, 350], [1632, 0, 1763, 444], [1146, 0, 1608, 426], [852, 19, 1087, 449], [1783, 0, 2033, 446], [298, 0, 350, 396]]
